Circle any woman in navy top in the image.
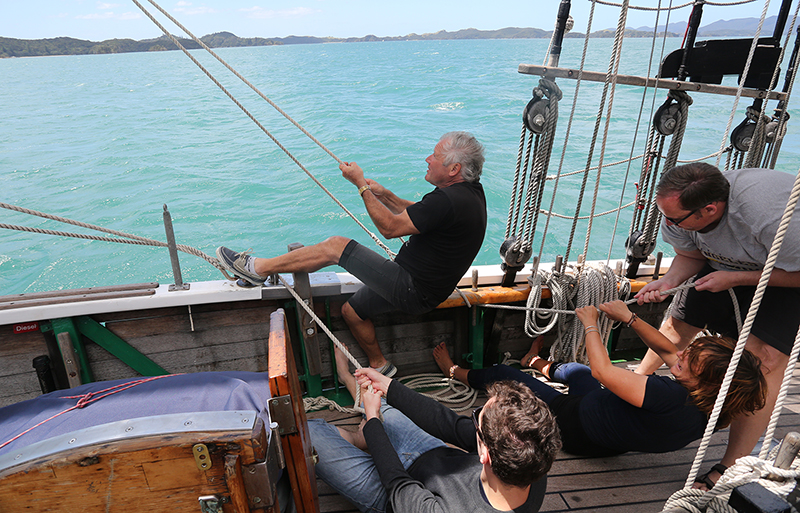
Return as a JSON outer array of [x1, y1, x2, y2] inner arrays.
[[436, 300, 767, 456]]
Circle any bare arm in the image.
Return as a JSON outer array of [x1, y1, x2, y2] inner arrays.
[[575, 306, 648, 407], [340, 162, 420, 239], [695, 268, 800, 292], [365, 179, 415, 214], [597, 301, 679, 368]]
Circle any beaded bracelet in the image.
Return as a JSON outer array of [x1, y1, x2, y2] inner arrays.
[[449, 364, 459, 380]]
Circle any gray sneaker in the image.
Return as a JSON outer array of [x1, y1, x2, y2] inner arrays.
[[374, 361, 398, 378], [216, 246, 266, 285]]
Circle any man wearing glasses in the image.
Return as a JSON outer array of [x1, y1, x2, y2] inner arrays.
[[633, 162, 800, 490], [308, 363, 560, 512]]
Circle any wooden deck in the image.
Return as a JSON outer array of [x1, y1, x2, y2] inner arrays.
[[308, 363, 800, 513]]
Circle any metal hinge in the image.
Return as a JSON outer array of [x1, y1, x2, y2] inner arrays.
[[268, 395, 297, 435], [193, 443, 212, 471]]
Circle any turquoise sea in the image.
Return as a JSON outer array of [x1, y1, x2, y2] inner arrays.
[[2, 37, 799, 295]]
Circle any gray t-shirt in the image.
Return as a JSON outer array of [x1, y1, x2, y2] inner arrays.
[[661, 168, 800, 273]]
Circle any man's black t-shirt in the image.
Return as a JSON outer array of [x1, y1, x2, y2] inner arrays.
[[397, 181, 487, 302]]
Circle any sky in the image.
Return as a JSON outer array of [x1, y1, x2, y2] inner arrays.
[[2, 1, 787, 42]]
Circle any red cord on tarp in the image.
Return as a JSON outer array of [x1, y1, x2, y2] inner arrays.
[[0, 374, 180, 451]]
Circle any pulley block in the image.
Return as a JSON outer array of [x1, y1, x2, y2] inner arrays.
[[765, 113, 789, 143], [500, 236, 532, 267], [523, 96, 551, 134], [731, 118, 756, 152], [625, 230, 656, 261], [654, 99, 682, 136]]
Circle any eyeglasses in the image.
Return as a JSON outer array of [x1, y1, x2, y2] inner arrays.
[[471, 406, 484, 440], [662, 207, 698, 226]]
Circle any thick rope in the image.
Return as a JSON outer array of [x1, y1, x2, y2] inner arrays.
[[130, 0, 394, 259], [484, 281, 695, 314], [665, 454, 800, 512], [533, 0, 597, 271], [563, 0, 629, 265], [549, 264, 622, 363], [142, 0, 341, 165], [714, 0, 772, 169], [0, 202, 225, 271], [759, 328, 800, 462]]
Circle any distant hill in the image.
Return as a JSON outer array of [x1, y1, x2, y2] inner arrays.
[[0, 17, 778, 59], [634, 15, 778, 37]]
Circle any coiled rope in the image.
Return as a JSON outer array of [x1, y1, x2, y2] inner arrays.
[[664, 453, 800, 512]]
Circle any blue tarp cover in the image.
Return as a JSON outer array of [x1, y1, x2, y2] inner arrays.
[[0, 371, 272, 457]]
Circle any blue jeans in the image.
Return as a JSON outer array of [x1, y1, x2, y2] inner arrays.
[[467, 362, 601, 406], [308, 401, 447, 513], [468, 363, 620, 457]]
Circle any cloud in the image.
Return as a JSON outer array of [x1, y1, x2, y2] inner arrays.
[[76, 12, 116, 20], [74, 2, 139, 21], [174, 2, 219, 15], [240, 6, 319, 20]]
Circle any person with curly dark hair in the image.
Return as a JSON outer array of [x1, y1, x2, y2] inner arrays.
[[435, 300, 766, 458], [308, 348, 561, 513]]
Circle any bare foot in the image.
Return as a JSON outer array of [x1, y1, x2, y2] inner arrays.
[[520, 335, 545, 368], [335, 345, 357, 401], [337, 421, 369, 451], [433, 342, 455, 377]]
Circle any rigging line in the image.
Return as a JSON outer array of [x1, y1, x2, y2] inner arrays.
[[769, 3, 800, 168], [595, 0, 755, 9], [714, 0, 773, 168], [743, 1, 798, 169], [540, 201, 636, 220], [752, 0, 800, 169], [483, 281, 696, 314], [548, 148, 727, 180], [142, 0, 341, 165], [608, 0, 673, 265], [130, 0, 395, 259], [562, 0, 626, 265], [580, 0, 631, 262], [0, 202, 223, 270], [593, 0, 693, 9], [535, 0, 598, 271], [505, 126, 529, 240]]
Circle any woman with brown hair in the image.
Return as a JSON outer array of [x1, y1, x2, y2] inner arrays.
[[435, 300, 767, 458]]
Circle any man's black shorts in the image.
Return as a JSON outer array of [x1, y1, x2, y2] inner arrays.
[[671, 263, 800, 355], [338, 240, 440, 320]]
